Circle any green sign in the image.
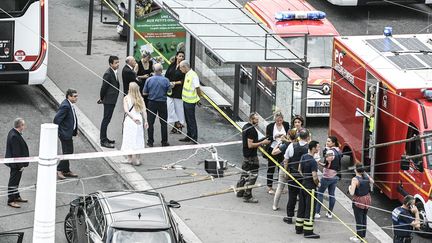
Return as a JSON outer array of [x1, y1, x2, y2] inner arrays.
[[133, 2, 186, 68]]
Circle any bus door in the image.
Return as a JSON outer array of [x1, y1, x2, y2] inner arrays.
[[361, 72, 380, 181]]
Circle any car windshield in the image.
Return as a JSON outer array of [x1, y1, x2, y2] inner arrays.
[[424, 131, 432, 168], [283, 36, 333, 68], [112, 229, 173, 243]]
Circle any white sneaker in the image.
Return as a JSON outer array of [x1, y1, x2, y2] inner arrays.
[[314, 213, 321, 219], [349, 236, 361, 243], [326, 212, 333, 219]]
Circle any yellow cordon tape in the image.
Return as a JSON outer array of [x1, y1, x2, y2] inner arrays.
[[102, 0, 171, 64], [101, 2, 366, 241], [201, 93, 366, 242]]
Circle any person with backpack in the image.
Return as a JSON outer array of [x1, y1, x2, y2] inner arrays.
[[348, 164, 374, 243], [315, 136, 342, 219], [282, 128, 310, 224]]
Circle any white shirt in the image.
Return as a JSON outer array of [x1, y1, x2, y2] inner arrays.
[[111, 67, 118, 80], [68, 99, 77, 130], [271, 124, 286, 148], [284, 140, 308, 160]]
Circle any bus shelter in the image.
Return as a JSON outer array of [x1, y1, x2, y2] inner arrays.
[[134, 0, 309, 120]]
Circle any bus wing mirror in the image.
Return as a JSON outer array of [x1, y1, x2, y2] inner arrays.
[[400, 155, 410, 171]]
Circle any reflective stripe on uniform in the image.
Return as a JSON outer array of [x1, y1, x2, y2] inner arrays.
[[309, 189, 315, 221]]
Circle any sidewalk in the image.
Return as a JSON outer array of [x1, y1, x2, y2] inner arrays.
[[46, 1, 390, 242]]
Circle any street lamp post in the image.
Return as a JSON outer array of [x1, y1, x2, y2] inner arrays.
[[33, 124, 58, 243]]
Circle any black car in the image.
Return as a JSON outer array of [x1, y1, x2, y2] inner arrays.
[[64, 191, 185, 243]]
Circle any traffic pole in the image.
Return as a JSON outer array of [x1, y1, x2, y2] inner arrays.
[[33, 123, 58, 243]]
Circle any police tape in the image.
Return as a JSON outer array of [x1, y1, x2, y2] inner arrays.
[[0, 140, 242, 165]]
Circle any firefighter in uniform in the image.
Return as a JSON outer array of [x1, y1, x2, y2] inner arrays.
[[392, 195, 420, 243], [282, 128, 310, 224], [296, 140, 320, 239]]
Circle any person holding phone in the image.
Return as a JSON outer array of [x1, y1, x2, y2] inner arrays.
[[392, 195, 421, 243]]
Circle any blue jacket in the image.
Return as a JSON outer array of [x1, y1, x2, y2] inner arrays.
[[54, 99, 78, 140]]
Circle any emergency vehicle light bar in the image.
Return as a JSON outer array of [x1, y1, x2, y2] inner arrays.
[[275, 11, 326, 21]]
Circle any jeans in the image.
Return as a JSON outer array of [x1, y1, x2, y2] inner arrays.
[[353, 203, 368, 238], [183, 102, 197, 140], [58, 138, 73, 172], [315, 176, 338, 214], [100, 104, 115, 142], [147, 100, 168, 144], [273, 167, 288, 208]]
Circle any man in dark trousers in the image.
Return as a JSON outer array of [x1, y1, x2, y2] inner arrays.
[[296, 140, 320, 239], [54, 89, 79, 180], [392, 195, 421, 243], [122, 56, 137, 95], [143, 62, 171, 147], [5, 118, 29, 208], [235, 112, 270, 203], [98, 55, 120, 148], [283, 128, 310, 224]]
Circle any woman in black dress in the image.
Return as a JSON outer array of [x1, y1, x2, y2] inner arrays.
[[165, 51, 185, 134], [135, 51, 154, 106]]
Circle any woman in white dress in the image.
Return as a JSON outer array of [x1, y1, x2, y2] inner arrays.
[[121, 82, 148, 165]]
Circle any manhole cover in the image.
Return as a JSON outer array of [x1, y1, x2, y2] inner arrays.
[[58, 41, 84, 47]]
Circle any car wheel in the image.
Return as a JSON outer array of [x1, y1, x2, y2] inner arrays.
[[416, 202, 432, 238], [64, 212, 76, 243]]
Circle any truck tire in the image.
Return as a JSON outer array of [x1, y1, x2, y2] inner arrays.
[[416, 202, 432, 238]]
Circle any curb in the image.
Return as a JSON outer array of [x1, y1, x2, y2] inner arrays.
[[41, 77, 202, 243]]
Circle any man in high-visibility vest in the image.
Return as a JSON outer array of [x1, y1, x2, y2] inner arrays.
[[179, 60, 202, 144]]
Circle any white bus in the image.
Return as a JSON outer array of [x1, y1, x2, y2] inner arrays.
[[326, 0, 430, 5], [0, 0, 48, 84]]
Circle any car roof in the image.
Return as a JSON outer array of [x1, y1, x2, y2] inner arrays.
[[246, 0, 339, 37], [99, 191, 171, 230]]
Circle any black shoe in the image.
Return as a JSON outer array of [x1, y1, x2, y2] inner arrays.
[[190, 140, 198, 144], [304, 233, 320, 239], [283, 217, 293, 224], [162, 142, 170, 147], [146, 142, 154, 147], [179, 137, 191, 142], [296, 229, 304, 234], [101, 141, 115, 148], [107, 139, 115, 144], [236, 191, 244, 198]]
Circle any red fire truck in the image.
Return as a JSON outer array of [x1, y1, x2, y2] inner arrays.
[[245, 0, 339, 117], [330, 34, 432, 233]]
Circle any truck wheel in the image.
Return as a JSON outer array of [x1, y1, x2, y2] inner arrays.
[[416, 202, 432, 238]]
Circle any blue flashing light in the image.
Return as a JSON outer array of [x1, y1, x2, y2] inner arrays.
[[384, 26, 393, 37], [275, 11, 326, 21]]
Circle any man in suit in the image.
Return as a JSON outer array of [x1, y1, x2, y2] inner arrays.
[[54, 89, 79, 180], [98, 55, 120, 148], [5, 118, 30, 208], [122, 56, 137, 95]]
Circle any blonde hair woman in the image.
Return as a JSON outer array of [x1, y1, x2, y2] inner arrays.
[[121, 82, 148, 165]]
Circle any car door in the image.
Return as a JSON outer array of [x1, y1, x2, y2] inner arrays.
[[84, 196, 105, 243]]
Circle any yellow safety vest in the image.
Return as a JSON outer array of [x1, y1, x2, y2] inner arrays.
[[182, 70, 200, 103]]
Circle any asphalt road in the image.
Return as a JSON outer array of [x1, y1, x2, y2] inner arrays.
[[0, 85, 127, 242]]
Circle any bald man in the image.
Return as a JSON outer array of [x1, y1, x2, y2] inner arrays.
[[122, 56, 138, 94], [143, 63, 171, 147]]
